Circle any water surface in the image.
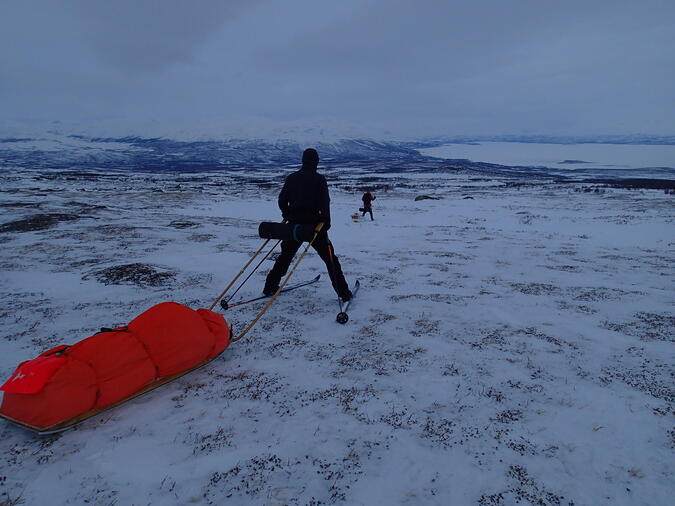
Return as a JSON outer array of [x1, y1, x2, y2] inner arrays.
[[420, 142, 675, 171]]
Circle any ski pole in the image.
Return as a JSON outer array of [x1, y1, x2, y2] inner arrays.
[[326, 241, 344, 312], [209, 238, 271, 311], [220, 239, 282, 310], [231, 222, 324, 343], [209, 220, 287, 310]]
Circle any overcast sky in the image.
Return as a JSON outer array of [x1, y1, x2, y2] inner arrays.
[[1, 0, 674, 139]]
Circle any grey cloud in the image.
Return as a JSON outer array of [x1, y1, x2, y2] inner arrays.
[[258, 1, 596, 77], [65, 0, 255, 72], [0, 0, 673, 137]]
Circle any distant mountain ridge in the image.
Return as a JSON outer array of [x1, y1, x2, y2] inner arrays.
[[0, 135, 427, 171], [1, 132, 674, 175]]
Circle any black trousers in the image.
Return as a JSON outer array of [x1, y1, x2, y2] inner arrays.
[[265, 231, 350, 296], [361, 207, 373, 220]]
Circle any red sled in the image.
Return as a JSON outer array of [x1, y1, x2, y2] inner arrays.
[[0, 302, 230, 434]]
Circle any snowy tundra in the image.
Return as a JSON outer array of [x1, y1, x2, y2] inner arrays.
[[0, 165, 673, 505]]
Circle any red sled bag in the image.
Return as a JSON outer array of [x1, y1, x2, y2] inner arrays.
[[0, 302, 230, 432]]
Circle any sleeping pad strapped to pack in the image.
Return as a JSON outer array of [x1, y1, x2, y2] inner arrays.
[[258, 222, 317, 242], [0, 302, 230, 431]]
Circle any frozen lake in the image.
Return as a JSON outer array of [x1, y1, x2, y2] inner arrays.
[[420, 141, 675, 171]]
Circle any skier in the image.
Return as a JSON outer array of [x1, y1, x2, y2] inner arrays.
[[361, 190, 376, 220], [263, 148, 353, 302]]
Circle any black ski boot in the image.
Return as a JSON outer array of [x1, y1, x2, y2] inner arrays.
[[339, 289, 353, 302]]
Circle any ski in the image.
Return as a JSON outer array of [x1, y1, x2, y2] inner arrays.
[[220, 275, 320, 310], [336, 279, 360, 324]]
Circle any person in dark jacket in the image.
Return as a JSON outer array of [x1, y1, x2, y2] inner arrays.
[[263, 148, 353, 301], [361, 191, 375, 220]]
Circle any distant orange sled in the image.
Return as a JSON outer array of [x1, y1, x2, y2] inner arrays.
[[0, 302, 230, 434]]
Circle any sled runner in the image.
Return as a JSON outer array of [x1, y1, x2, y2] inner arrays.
[[1, 355, 223, 435], [0, 303, 230, 434]]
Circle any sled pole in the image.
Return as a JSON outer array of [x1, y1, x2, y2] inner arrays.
[[209, 220, 287, 311], [209, 238, 272, 310], [220, 239, 282, 309], [231, 222, 324, 343]]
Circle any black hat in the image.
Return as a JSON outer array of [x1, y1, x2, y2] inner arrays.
[[302, 148, 319, 167]]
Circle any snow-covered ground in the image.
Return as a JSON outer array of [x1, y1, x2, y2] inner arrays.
[[0, 167, 673, 505]]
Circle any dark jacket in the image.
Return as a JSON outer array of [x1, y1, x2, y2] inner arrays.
[[278, 165, 331, 229]]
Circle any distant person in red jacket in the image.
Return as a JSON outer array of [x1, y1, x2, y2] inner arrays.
[[361, 191, 376, 220]]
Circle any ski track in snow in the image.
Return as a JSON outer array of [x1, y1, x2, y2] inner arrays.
[[0, 168, 673, 506]]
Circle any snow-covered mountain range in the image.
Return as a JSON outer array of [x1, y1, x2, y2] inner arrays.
[[2, 133, 674, 187], [0, 134, 426, 171]]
